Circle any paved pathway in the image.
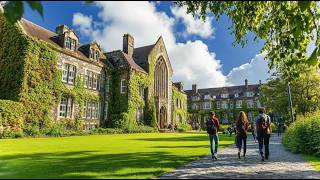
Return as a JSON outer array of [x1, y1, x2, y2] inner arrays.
[[158, 135, 320, 179]]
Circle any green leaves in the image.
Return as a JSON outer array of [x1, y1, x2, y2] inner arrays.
[[307, 47, 319, 66], [84, 1, 94, 4], [298, 1, 311, 12], [26, 1, 43, 17], [3, 1, 24, 23]]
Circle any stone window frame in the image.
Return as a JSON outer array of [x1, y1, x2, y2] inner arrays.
[[84, 70, 101, 91], [62, 63, 77, 85], [59, 96, 73, 118], [216, 101, 221, 109], [83, 100, 101, 119], [236, 100, 242, 108], [65, 37, 77, 51], [121, 79, 127, 94], [221, 101, 228, 109], [204, 94, 211, 100], [203, 101, 211, 110], [221, 93, 229, 99], [247, 99, 254, 108]]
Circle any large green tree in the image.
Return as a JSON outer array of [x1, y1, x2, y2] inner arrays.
[[260, 65, 320, 120], [175, 1, 320, 80]]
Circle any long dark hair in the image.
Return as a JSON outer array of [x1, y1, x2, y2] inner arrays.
[[236, 111, 249, 126]]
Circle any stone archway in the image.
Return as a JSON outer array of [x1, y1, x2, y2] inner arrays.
[[159, 106, 167, 129]]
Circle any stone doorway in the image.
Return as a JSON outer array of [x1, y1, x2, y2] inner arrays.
[[159, 106, 167, 129]]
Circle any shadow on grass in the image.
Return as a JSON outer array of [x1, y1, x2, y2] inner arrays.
[[0, 150, 201, 179]]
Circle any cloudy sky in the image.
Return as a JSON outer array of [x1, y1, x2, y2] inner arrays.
[[23, 1, 271, 90]]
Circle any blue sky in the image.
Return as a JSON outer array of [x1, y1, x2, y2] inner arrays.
[[23, 1, 269, 89]]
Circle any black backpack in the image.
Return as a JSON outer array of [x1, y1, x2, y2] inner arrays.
[[206, 118, 216, 135]]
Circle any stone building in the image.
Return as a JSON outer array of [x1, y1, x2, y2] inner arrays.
[[185, 79, 263, 129], [0, 17, 188, 130]]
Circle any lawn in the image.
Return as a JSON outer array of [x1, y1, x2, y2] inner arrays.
[[0, 132, 234, 179], [302, 154, 320, 172]]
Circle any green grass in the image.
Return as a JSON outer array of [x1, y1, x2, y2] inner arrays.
[[0, 133, 234, 179], [302, 154, 320, 171]]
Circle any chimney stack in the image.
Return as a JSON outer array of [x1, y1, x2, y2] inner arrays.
[[123, 33, 134, 56], [56, 24, 69, 34], [259, 80, 262, 85], [192, 84, 197, 93], [245, 79, 248, 89]]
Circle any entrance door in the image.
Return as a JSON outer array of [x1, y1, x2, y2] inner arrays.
[[159, 106, 167, 129]]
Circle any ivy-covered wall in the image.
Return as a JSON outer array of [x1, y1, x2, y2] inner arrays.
[[0, 15, 101, 135], [172, 87, 188, 126]]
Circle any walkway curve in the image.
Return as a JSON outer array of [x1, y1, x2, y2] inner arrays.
[[158, 135, 320, 179]]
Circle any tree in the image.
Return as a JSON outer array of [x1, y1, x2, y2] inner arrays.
[[260, 65, 320, 120], [175, 1, 320, 80], [1, 1, 93, 23]]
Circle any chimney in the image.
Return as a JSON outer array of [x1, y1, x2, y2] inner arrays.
[[259, 80, 262, 85], [56, 24, 69, 34], [192, 84, 197, 93], [123, 33, 134, 56], [245, 79, 248, 89]]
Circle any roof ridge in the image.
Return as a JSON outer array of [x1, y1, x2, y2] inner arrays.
[[21, 18, 57, 36]]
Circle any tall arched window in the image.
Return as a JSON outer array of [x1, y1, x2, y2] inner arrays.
[[154, 57, 168, 98]]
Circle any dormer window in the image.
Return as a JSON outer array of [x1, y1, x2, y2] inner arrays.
[[95, 50, 100, 60], [90, 48, 94, 59], [65, 37, 76, 51]]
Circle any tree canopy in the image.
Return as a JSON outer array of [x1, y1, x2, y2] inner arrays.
[[175, 1, 320, 81]]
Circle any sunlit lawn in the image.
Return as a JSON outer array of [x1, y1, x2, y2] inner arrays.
[[0, 132, 234, 179], [302, 154, 320, 172]]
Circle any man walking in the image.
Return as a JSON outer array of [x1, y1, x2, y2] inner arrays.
[[206, 111, 220, 160], [255, 107, 272, 161]]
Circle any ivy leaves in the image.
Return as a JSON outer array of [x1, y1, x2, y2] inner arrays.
[[2, 1, 93, 23], [175, 1, 320, 81]]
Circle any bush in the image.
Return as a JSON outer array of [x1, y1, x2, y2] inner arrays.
[[283, 111, 320, 157], [0, 129, 24, 138], [177, 123, 192, 133], [91, 128, 124, 134], [23, 123, 41, 137], [125, 125, 158, 133]]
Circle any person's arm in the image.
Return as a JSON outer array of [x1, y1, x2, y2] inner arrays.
[[216, 118, 220, 131]]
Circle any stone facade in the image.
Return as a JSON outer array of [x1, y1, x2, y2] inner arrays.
[[7, 18, 187, 130], [185, 79, 263, 128]]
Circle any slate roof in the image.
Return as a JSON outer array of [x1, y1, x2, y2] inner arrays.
[[185, 84, 260, 100], [18, 18, 107, 65], [132, 44, 155, 70]]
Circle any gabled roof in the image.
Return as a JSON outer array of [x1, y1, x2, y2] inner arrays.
[[18, 18, 106, 64], [122, 52, 147, 73], [133, 44, 155, 70]]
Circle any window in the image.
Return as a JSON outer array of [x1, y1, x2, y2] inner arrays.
[[212, 95, 216, 100], [216, 101, 221, 109], [230, 103, 234, 109], [139, 86, 144, 98], [61, 64, 76, 85], [247, 100, 254, 108], [204, 94, 211, 100], [246, 91, 254, 97], [203, 102, 211, 109], [234, 93, 239, 98], [84, 70, 101, 90], [221, 93, 229, 98], [95, 50, 100, 60], [121, 79, 126, 94], [59, 96, 73, 118], [105, 75, 110, 93], [256, 100, 261, 108], [65, 37, 76, 50], [136, 107, 143, 122], [192, 96, 199, 101], [90, 48, 94, 59], [236, 100, 242, 108], [221, 101, 228, 109], [192, 103, 198, 110], [83, 101, 100, 119]]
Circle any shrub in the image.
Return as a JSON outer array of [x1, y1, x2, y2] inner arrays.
[[177, 123, 192, 133], [283, 111, 320, 156], [125, 125, 158, 133], [0, 129, 24, 138], [23, 123, 41, 137], [91, 128, 124, 134]]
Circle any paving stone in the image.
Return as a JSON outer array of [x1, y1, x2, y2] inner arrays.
[[157, 135, 320, 179]]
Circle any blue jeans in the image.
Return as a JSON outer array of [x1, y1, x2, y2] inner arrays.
[[209, 134, 219, 156], [257, 133, 270, 157]]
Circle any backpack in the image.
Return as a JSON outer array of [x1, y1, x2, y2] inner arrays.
[[257, 115, 271, 135], [206, 118, 217, 135]]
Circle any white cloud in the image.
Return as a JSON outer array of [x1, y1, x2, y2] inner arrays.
[[72, 1, 227, 90], [227, 53, 270, 86], [72, 12, 93, 36], [171, 6, 214, 38]]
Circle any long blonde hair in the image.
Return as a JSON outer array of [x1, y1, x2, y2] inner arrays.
[[236, 111, 249, 126]]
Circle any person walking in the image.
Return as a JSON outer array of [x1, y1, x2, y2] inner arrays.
[[206, 111, 220, 160], [277, 122, 282, 137], [251, 123, 257, 143], [235, 111, 250, 159], [255, 107, 272, 161]]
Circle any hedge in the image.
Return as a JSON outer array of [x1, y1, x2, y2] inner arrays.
[[283, 111, 320, 157]]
